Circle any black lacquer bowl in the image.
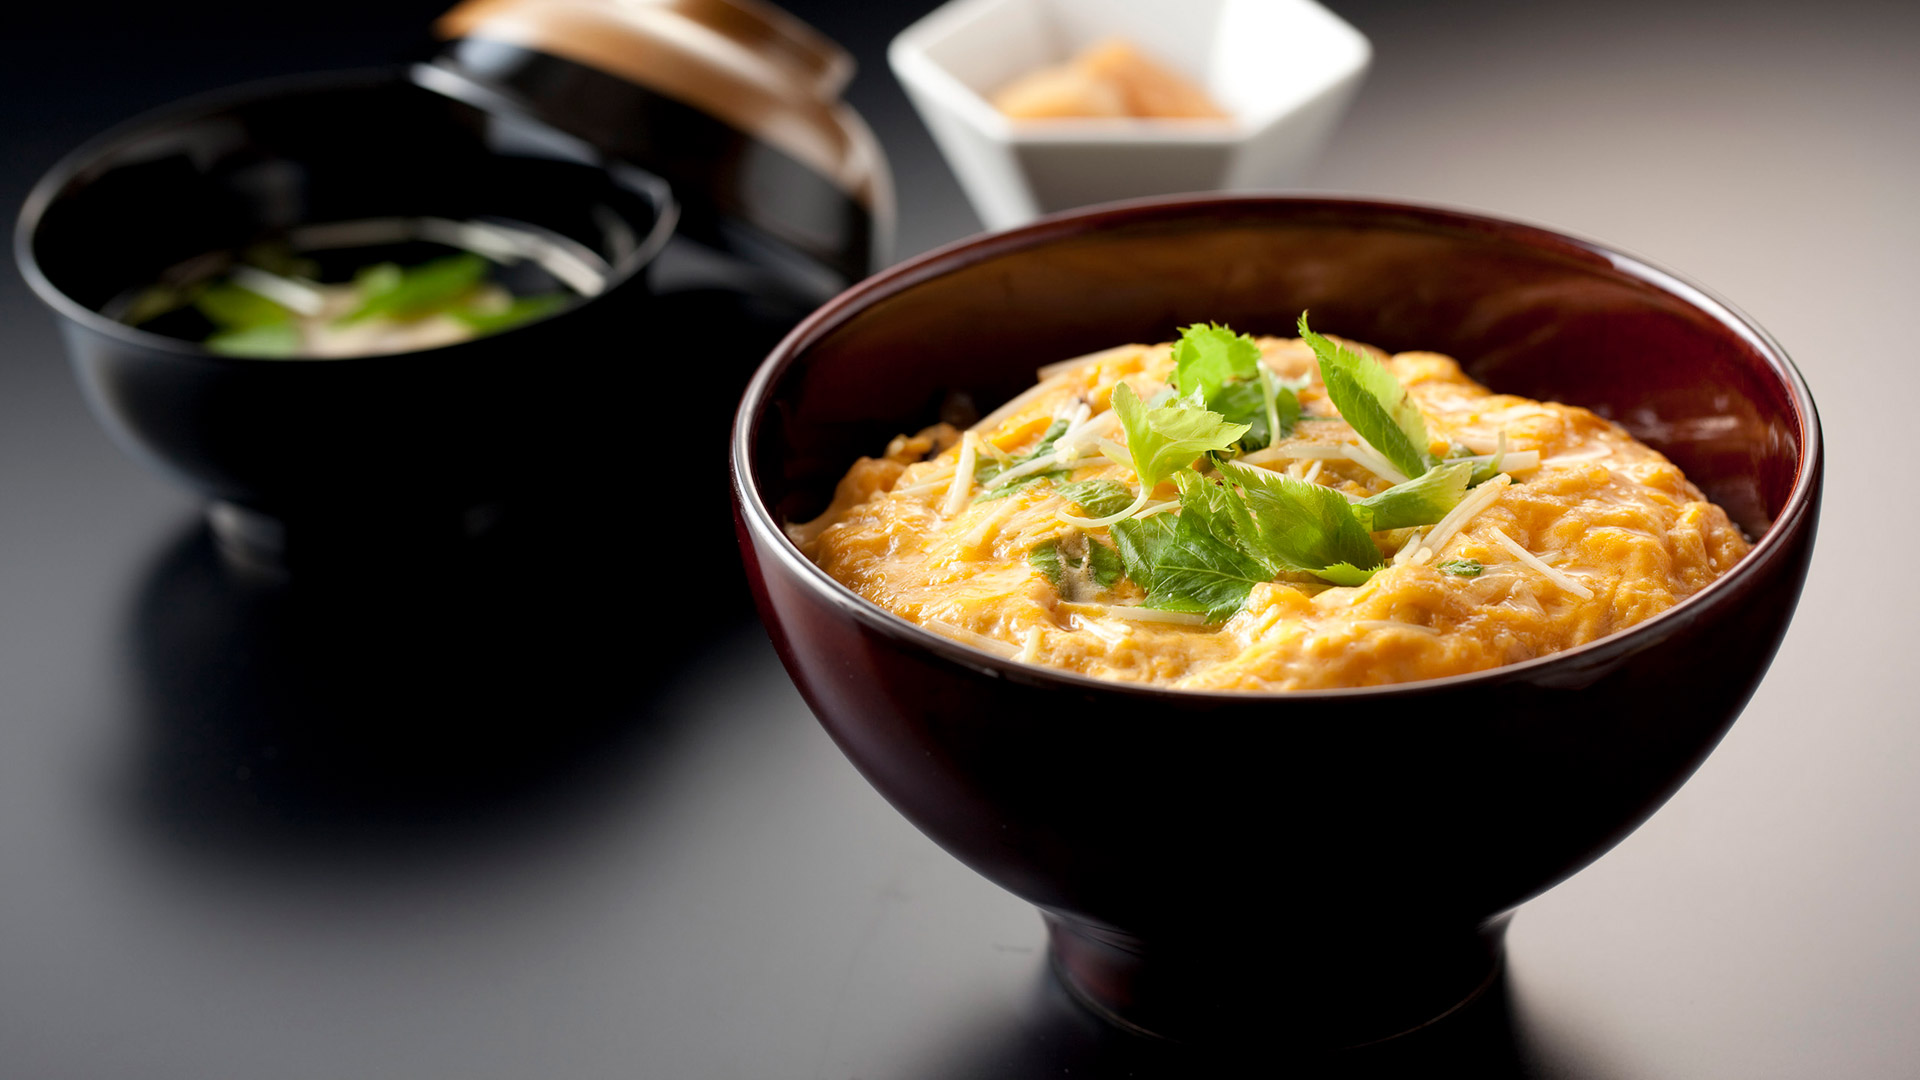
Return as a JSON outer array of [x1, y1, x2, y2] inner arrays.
[[16, 68, 676, 567], [731, 196, 1822, 1046]]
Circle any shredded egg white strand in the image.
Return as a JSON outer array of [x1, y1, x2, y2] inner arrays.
[[1422, 474, 1511, 556], [1392, 532, 1428, 566], [1055, 409, 1121, 457], [942, 433, 978, 516], [1488, 527, 1596, 599], [894, 470, 958, 496], [1018, 627, 1043, 664], [961, 496, 1023, 553], [1069, 614, 1132, 647], [1342, 443, 1409, 485], [981, 401, 1091, 492], [986, 451, 1061, 490], [1464, 449, 1539, 472]]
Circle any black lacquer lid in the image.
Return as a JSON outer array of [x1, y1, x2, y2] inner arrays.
[[426, 0, 892, 282]]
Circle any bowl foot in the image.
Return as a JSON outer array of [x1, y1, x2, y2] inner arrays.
[[207, 500, 508, 575], [1044, 911, 1509, 1047]]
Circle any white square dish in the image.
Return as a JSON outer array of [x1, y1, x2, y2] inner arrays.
[[890, 0, 1372, 229]]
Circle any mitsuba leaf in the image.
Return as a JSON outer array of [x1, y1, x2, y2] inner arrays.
[[1031, 534, 1125, 599], [1208, 377, 1299, 453], [1087, 539, 1124, 589], [1054, 478, 1137, 519], [1109, 382, 1248, 490], [1173, 470, 1259, 560], [1260, 370, 1303, 444], [1108, 461, 1395, 619], [1216, 460, 1384, 585], [1315, 563, 1377, 587], [340, 254, 490, 324], [1171, 323, 1299, 453], [1110, 513, 1178, 596], [1172, 323, 1262, 402], [195, 282, 293, 330], [1030, 541, 1063, 587], [352, 262, 403, 300], [1351, 461, 1473, 533], [1111, 507, 1268, 623], [1142, 529, 1268, 622], [1298, 312, 1435, 481], [205, 323, 301, 358], [1208, 379, 1266, 432]]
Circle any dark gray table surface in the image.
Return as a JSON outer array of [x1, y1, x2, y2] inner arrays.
[[3, 2, 1915, 1076]]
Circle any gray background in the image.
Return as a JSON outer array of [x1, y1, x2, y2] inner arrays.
[[2, 0, 1915, 1075]]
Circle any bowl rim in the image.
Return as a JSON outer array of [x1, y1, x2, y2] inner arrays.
[[731, 192, 1823, 701], [12, 64, 680, 368]]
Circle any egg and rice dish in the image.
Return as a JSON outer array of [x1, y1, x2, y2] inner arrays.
[[793, 318, 1749, 691]]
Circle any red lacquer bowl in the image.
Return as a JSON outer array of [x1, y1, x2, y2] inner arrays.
[[730, 196, 1821, 1045]]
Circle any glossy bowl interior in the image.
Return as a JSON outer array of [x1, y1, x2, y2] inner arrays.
[[16, 68, 677, 565], [732, 196, 1821, 1044]]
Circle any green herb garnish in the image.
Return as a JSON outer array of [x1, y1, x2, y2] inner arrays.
[[350, 262, 403, 304], [205, 323, 301, 358], [1171, 323, 1299, 453], [1029, 313, 1469, 620], [1053, 479, 1138, 519], [1351, 461, 1473, 533], [1107, 461, 1391, 621], [195, 281, 294, 331], [1173, 323, 1261, 402], [1031, 534, 1124, 599], [1209, 377, 1299, 452], [1215, 461, 1383, 586], [1112, 501, 1270, 622], [1107, 382, 1248, 491], [1436, 558, 1483, 577], [338, 254, 490, 324], [1298, 312, 1436, 481], [1030, 542, 1062, 583]]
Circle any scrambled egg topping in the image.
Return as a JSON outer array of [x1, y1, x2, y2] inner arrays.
[[797, 337, 1750, 690]]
